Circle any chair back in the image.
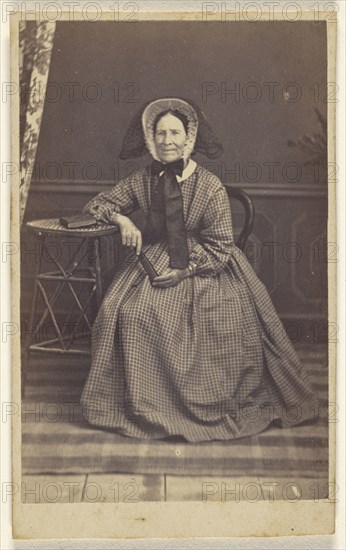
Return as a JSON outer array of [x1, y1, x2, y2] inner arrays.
[[224, 186, 255, 251]]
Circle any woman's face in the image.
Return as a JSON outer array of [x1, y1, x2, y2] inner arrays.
[[154, 113, 187, 163]]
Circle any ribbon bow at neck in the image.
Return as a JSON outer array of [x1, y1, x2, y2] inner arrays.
[[151, 158, 184, 177], [142, 158, 189, 269]]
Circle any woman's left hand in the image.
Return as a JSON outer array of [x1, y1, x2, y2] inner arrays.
[[152, 268, 189, 288]]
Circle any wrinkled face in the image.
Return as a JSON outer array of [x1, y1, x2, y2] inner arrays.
[[154, 113, 187, 163]]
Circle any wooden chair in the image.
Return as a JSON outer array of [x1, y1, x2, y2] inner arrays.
[[224, 186, 255, 251]]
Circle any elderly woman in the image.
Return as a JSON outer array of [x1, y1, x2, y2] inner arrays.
[[81, 97, 316, 442]]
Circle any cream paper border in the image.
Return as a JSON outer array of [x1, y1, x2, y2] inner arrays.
[[10, 6, 337, 540]]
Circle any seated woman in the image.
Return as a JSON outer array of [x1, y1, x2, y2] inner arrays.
[[81, 97, 317, 442]]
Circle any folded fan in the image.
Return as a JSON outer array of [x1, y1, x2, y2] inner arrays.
[[138, 251, 158, 283]]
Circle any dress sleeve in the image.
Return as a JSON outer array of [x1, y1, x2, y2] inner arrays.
[[189, 185, 234, 277], [82, 172, 141, 223]]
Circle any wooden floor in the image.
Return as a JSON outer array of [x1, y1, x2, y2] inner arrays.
[[21, 473, 329, 503], [21, 343, 329, 502]]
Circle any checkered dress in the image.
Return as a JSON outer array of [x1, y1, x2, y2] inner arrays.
[[81, 165, 317, 442]]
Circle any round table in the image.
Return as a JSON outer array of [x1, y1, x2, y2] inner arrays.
[[23, 219, 119, 375]]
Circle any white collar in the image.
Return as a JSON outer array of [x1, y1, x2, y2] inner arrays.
[[158, 159, 197, 183]]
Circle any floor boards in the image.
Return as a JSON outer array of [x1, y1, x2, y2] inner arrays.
[[21, 343, 329, 502]]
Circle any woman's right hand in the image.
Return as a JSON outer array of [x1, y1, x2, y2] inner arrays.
[[112, 213, 142, 255]]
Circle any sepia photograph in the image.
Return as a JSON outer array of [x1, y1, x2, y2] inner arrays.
[[7, 4, 339, 541]]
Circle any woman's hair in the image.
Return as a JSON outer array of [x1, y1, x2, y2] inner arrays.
[[153, 109, 189, 135]]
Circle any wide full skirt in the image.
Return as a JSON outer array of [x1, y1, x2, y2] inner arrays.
[[81, 242, 317, 442]]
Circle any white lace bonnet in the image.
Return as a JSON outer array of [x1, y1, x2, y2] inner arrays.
[[141, 98, 199, 162]]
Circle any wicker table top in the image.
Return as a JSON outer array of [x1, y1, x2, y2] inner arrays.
[[26, 218, 119, 238]]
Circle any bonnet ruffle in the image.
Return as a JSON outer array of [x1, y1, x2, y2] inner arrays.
[[119, 97, 223, 160]]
